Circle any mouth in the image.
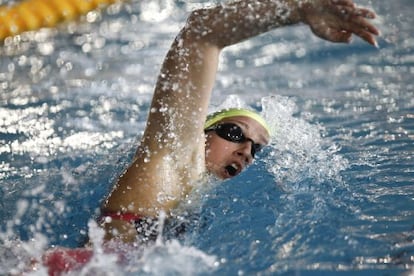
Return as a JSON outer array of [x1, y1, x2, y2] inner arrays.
[[225, 163, 241, 178]]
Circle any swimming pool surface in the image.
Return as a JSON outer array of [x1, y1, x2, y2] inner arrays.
[[0, 0, 413, 275]]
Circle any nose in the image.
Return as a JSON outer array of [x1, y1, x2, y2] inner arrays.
[[236, 141, 253, 164]]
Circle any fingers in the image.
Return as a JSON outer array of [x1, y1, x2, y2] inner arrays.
[[329, 0, 377, 21], [304, 0, 380, 47], [326, 20, 378, 46], [309, 21, 351, 44], [353, 29, 378, 46], [329, 1, 380, 46], [348, 15, 380, 35], [312, 17, 378, 47], [339, 12, 380, 45], [330, 3, 376, 20], [347, 19, 379, 46], [353, 7, 377, 19]]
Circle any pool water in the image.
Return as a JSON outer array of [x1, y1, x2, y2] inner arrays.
[[0, 0, 413, 275]]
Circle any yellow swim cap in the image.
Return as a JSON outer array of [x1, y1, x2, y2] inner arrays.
[[204, 108, 270, 136]]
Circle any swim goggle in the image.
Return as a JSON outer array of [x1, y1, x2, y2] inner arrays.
[[205, 123, 264, 158]]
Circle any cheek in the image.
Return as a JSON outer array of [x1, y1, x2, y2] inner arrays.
[[205, 143, 218, 164], [205, 139, 236, 177], [205, 137, 229, 164]]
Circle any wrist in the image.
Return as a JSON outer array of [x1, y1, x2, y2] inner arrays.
[[284, 0, 307, 24], [293, 0, 319, 25]]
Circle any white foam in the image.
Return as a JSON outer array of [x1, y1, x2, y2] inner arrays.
[[261, 95, 349, 190]]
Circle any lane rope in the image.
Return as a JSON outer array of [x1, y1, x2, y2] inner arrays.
[[0, 0, 118, 41]]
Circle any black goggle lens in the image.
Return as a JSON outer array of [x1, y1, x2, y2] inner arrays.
[[207, 123, 263, 157]]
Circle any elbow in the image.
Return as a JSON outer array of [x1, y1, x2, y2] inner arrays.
[[182, 8, 226, 50]]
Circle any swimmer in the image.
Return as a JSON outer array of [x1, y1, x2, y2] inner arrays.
[[99, 0, 380, 243]]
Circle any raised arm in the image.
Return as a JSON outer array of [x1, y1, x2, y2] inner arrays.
[[142, 0, 379, 167], [101, 0, 379, 242]]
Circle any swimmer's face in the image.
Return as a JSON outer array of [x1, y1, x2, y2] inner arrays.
[[204, 116, 270, 179]]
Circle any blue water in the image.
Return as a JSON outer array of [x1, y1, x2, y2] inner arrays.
[[0, 0, 413, 275]]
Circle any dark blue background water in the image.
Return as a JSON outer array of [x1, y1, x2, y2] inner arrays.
[[0, 0, 413, 275]]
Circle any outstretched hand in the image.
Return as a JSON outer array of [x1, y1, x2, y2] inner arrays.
[[300, 0, 380, 47]]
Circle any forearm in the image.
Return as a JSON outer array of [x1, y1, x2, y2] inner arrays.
[[186, 0, 302, 49]]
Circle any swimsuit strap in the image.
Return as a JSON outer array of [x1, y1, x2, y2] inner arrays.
[[98, 212, 159, 243], [99, 212, 143, 223]]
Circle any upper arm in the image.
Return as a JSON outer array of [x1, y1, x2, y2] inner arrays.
[[139, 14, 223, 173], [103, 11, 223, 217]]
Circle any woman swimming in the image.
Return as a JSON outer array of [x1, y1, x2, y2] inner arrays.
[[98, 0, 380, 243], [36, 0, 381, 274]]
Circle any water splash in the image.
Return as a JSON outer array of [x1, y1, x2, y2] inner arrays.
[[0, 233, 48, 275], [0, 217, 217, 275], [261, 95, 349, 190]]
